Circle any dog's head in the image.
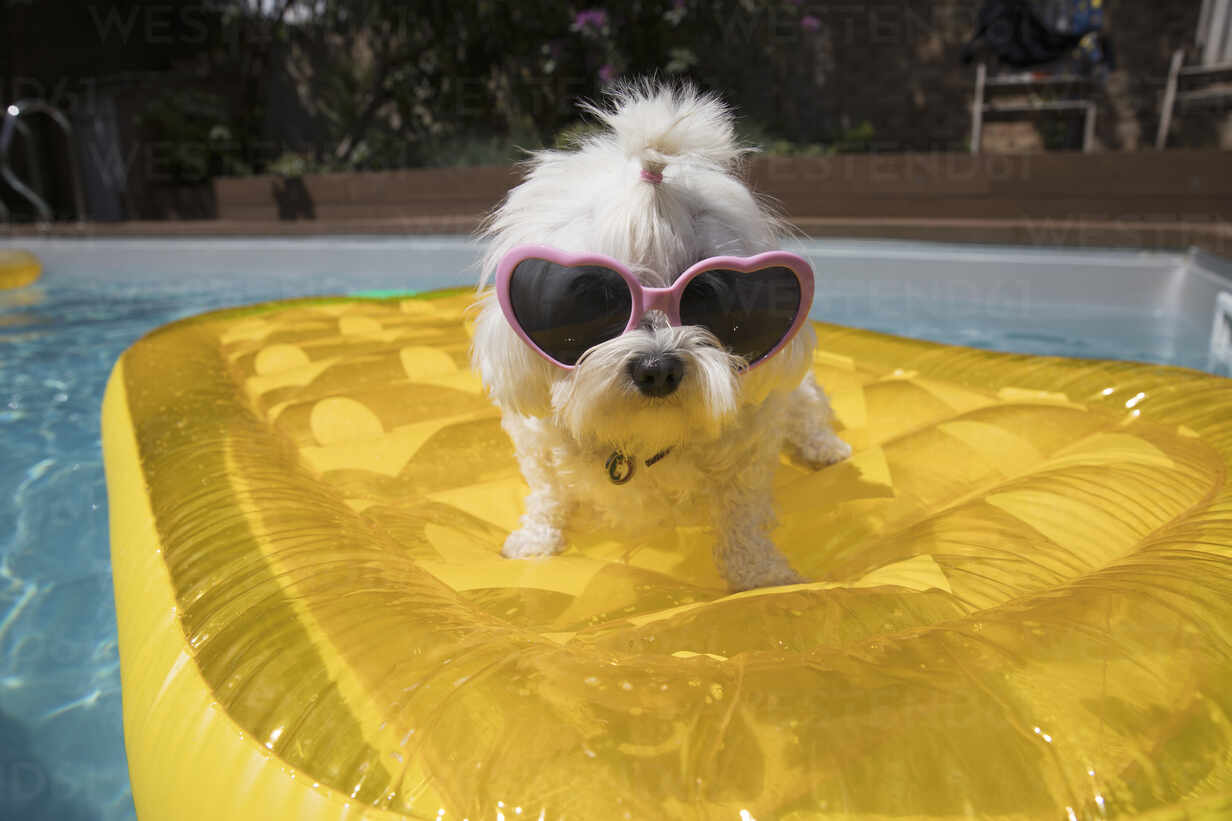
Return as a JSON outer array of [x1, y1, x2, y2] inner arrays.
[[471, 82, 814, 455]]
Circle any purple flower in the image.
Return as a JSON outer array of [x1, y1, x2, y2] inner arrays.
[[673, 0, 686, 9], [599, 64, 616, 83], [572, 9, 609, 30], [801, 14, 820, 31]]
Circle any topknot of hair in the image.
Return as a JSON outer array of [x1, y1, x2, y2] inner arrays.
[[579, 81, 748, 173]]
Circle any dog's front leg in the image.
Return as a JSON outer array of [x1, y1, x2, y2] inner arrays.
[[502, 485, 571, 558], [501, 424, 572, 559], [784, 372, 851, 468], [712, 475, 805, 591]]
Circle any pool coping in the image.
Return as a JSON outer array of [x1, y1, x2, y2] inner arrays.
[[3, 232, 1226, 374], [4, 216, 1231, 257]]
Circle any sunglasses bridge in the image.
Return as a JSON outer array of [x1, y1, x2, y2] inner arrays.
[[636, 284, 684, 323]]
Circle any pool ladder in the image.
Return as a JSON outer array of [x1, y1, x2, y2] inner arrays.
[[0, 99, 87, 225]]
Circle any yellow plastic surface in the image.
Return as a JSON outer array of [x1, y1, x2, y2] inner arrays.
[[102, 289, 1232, 820], [0, 249, 41, 289]]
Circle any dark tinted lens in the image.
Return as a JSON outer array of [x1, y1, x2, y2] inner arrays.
[[679, 266, 801, 363], [508, 258, 633, 365]]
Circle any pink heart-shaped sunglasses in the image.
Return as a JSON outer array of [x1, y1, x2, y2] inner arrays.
[[495, 244, 815, 369]]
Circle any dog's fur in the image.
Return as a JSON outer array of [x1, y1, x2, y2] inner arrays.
[[470, 82, 850, 591]]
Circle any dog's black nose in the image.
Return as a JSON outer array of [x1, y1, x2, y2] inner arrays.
[[628, 354, 684, 398]]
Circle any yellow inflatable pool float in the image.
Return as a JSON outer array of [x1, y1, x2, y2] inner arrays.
[[103, 289, 1232, 821], [0, 249, 41, 288]]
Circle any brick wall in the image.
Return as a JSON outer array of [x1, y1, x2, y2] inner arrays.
[[212, 149, 1232, 232]]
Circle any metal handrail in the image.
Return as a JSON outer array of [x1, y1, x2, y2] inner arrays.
[[0, 99, 87, 224], [12, 119, 46, 208], [0, 119, 45, 223]]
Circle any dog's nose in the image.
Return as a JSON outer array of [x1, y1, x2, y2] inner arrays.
[[628, 354, 684, 398]]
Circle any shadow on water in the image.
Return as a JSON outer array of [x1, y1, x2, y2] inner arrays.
[[0, 708, 100, 821]]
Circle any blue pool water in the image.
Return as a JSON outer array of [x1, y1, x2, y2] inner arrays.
[[0, 237, 1223, 821], [0, 262, 468, 821]]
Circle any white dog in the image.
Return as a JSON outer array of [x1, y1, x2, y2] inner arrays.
[[470, 82, 850, 591]]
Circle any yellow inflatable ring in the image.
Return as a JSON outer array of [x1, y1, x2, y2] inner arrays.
[[103, 289, 1232, 820], [0, 249, 41, 289]]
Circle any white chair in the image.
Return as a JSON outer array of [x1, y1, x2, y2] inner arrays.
[[971, 62, 1098, 153], [1156, 0, 1232, 149]]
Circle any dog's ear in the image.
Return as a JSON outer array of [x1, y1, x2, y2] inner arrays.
[[469, 292, 554, 417]]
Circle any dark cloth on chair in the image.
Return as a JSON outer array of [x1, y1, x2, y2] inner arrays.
[[961, 0, 1104, 69]]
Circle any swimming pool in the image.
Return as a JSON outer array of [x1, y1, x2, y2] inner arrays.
[[0, 235, 1228, 821]]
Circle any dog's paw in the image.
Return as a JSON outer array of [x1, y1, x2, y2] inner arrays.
[[791, 431, 852, 470], [501, 525, 565, 559]]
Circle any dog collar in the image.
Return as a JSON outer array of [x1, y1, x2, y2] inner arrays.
[[605, 448, 673, 484]]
